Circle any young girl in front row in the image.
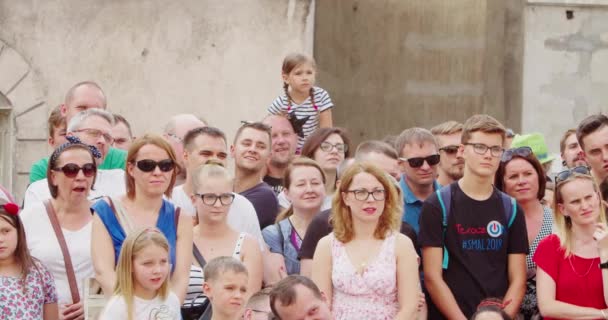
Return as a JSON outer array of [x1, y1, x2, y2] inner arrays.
[[268, 52, 334, 151], [99, 227, 181, 320], [0, 198, 58, 319]]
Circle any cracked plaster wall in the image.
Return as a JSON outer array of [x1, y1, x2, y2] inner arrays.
[[0, 0, 315, 200]]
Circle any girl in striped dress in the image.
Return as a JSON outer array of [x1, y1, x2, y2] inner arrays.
[[268, 53, 334, 151]]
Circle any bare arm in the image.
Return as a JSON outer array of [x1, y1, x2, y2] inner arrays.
[[311, 236, 333, 309], [242, 235, 263, 294], [394, 234, 420, 320], [91, 213, 117, 297], [422, 247, 467, 320], [300, 258, 312, 278], [537, 267, 605, 319], [172, 212, 193, 303], [43, 303, 58, 320], [502, 253, 527, 318], [318, 109, 333, 128]]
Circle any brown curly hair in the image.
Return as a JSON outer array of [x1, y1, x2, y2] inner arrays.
[[331, 162, 402, 243]]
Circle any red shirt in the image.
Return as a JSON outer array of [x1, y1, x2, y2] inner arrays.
[[533, 234, 607, 319]]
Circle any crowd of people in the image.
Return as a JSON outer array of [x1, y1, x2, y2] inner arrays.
[[1, 52, 608, 320]]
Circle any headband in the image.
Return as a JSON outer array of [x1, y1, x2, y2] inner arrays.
[[50, 135, 102, 164]]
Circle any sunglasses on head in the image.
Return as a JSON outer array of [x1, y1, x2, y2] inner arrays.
[[52, 163, 96, 178], [501, 146, 533, 162], [439, 145, 460, 155], [134, 159, 175, 172], [555, 165, 591, 184], [399, 154, 440, 168]]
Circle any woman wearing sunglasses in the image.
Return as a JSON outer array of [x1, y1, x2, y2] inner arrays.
[[312, 162, 421, 320], [494, 146, 553, 319], [534, 167, 608, 319], [91, 134, 193, 303], [21, 140, 98, 320], [182, 160, 262, 318], [277, 127, 351, 211]]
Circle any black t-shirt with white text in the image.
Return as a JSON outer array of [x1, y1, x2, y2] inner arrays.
[[418, 182, 529, 319]]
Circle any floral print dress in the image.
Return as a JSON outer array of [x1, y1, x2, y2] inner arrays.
[[0, 260, 57, 319]]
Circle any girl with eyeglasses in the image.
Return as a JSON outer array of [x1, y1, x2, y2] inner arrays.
[[91, 134, 193, 303], [312, 162, 421, 320], [534, 167, 608, 319], [21, 141, 97, 320], [182, 161, 262, 319], [263, 158, 327, 284], [494, 146, 553, 319], [277, 127, 351, 211]]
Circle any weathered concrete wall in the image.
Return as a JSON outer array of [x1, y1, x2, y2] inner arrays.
[[0, 0, 315, 199], [523, 1, 608, 155], [314, 0, 524, 144]]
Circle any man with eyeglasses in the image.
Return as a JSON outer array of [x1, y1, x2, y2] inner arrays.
[[243, 288, 275, 320], [163, 113, 208, 186], [431, 121, 465, 187], [419, 114, 528, 320], [29, 81, 127, 184], [232, 122, 279, 230], [395, 127, 442, 235], [24, 109, 126, 208], [170, 126, 264, 245]]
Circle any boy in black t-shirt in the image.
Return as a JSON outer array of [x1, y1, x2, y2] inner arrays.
[[419, 114, 529, 319]]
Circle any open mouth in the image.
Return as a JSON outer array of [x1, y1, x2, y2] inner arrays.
[[73, 187, 86, 192]]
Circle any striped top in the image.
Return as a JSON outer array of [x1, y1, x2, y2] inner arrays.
[[183, 233, 247, 307], [267, 86, 334, 149]]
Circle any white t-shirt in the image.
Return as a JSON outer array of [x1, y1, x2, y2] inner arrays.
[[20, 203, 94, 304], [171, 185, 265, 250], [99, 292, 181, 320], [23, 169, 126, 209]]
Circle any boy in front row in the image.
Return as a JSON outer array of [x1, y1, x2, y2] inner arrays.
[[204, 257, 250, 320], [420, 114, 529, 319]]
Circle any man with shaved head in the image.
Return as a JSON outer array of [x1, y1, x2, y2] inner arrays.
[[262, 114, 298, 195], [163, 114, 208, 186], [29, 81, 126, 183]]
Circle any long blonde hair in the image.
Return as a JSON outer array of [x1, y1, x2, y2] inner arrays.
[[114, 227, 171, 320], [554, 173, 607, 256]]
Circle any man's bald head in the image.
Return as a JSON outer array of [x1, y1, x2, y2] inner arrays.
[[163, 114, 208, 175], [61, 81, 107, 122]]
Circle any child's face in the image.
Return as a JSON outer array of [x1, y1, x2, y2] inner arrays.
[[132, 244, 170, 296], [0, 217, 18, 261], [283, 62, 316, 95], [204, 271, 249, 317]]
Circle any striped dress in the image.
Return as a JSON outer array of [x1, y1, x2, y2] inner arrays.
[[267, 86, 334, 149]]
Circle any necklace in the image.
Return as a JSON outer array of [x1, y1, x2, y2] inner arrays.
[[568, 255, 597, 277]]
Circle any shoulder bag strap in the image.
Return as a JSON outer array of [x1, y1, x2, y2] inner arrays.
[[175, 206, 181, 228], [192, 243, 207, 268], [44, 200, 80, 303]]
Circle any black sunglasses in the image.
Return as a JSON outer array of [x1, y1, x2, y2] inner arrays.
[[501, 146, 533, 162], [52, 163, 96, 178], [555, 166, 591, 184], [134, 159, 175, 172], [439, 145, 460, 155], [399, 154, 440, 168]]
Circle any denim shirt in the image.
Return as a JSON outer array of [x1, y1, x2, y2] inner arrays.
[[262, 218, 300, 275]]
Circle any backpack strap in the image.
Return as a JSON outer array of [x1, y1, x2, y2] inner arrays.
[[276, 221, 285, 254], [436, 184, 452, 270], [498, 191, 517, 228], [44, 200, 81, 303]]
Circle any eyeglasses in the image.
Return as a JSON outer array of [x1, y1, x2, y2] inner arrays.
[[320, 142, 348, 153], [464, 143, 504, 157], [501, 146, 532, 162], [52, 163, 96, 178], [399, 154, 440, 168], [346, 189, 386, 201], [166, 133, 183, 142], [439, 145, 460, 155], [196, 193, 235, 206], [73, 128, 114, 144], [555, 166, 591, 184], [134, 159, 175, 172]]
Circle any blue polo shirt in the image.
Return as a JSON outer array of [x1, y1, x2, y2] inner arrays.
[[400, 175, 441, 235]]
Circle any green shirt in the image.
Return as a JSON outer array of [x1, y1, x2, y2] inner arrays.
[[29, 147, 127, 183]]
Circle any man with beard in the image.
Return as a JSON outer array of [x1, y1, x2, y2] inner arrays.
[[560, 128, 587, 169], [232, 122, 279, 229], [262, 115, 298, 195], [431, 121, 465, 186]]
